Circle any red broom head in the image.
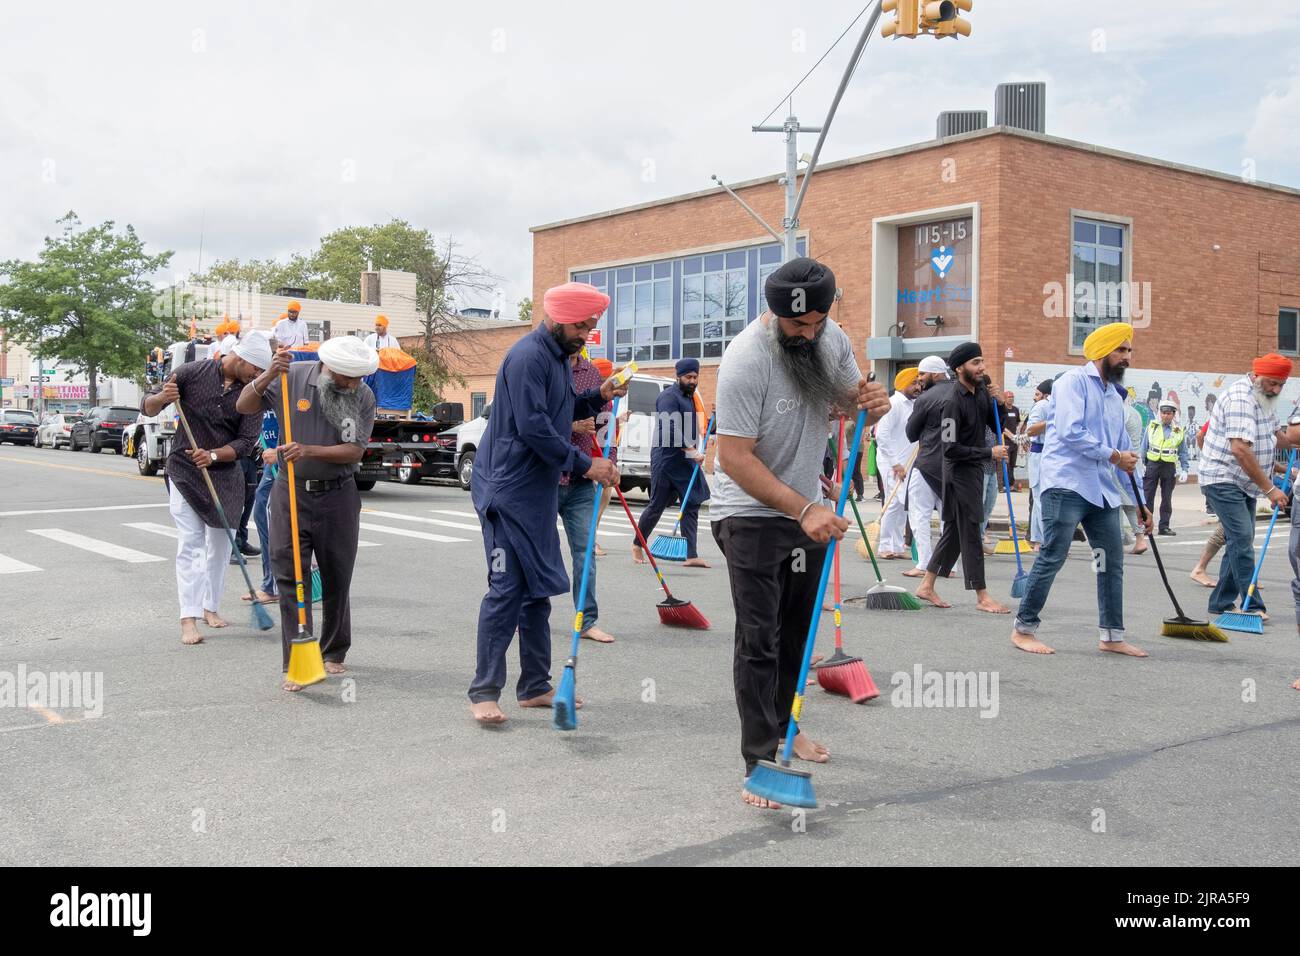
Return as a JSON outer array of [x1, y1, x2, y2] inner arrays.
[[816, 656, 879, 703], [657, 597, 709, 630]]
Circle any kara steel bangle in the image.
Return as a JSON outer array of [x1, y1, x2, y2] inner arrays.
[[798, 499, 818, 525]]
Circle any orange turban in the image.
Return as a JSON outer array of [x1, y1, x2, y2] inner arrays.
[[286, 299, 302, 313], [593, 358, 614, 378], [543, 282, 610, 325], [227, 318, 240, 335], [374, 314, 388, 329], [1252, 353, 1293, 379]]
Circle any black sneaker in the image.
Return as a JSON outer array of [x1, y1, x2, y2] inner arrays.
[[240, 542, 262, 556], [1157, 528, 1176, 536]]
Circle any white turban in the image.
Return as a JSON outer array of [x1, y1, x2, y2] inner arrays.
[[318, 335, 379, 377], [219, 334, 239, 356], [918, 355, 949, 375], [233, 331, 273, 371]]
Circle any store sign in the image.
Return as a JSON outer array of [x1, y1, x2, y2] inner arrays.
[[45, 385, 89, 400], [896, 216, 974, 337], [0, 377, 13, 386], [587, 329, 602, 347]]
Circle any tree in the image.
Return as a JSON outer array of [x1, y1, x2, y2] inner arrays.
[[0, 212, 175, 407], [517, 297, 532, 323], [309, 220, 440, 305], [190, 255, 312, 295]]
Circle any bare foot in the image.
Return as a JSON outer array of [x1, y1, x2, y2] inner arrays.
[[581, 626, 615, 644], [902, 568, 926, 578], [241, 589, 277, 604], [1012, 630, 1055, 654], [470, 701, 507, 724], [203, 610, 229, 628], [742, 787, 782, 810], [324, 661, 346, 675], [1099, 641, 1149, 658], [976, 597, 1011, 614], [631, 544, 646, 565], [593, 544, 607, 557], [519, 690, 584, 709], [793, 732, 830, 763], [683, 557, 711, 568], [878, 552, 907, 560], [180, 618, 204, 645], [1292, 678, 1300, 691], [806, 653, 823, 686], [282, 679, 304, 692], [1131, 536, 1149, 555], [1190, 569, 1216, 588], [915, 586, 951, 609]]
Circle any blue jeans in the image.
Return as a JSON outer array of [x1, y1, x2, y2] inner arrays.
[[1289, 498, 1300, 626], [1014, 488, 1125, 640], [1203, 483, 1264, 614], [253, 462, 277, 595], [979, 469, 998, 538], [557, 477, 600, 632]]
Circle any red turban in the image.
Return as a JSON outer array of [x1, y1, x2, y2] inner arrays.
[[1252, 353, 1293, 379], [592, 358, 614, 378], [543, 282, 609, 325]]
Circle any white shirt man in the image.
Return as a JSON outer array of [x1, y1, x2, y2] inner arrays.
[[273, 302, 309, 348], [874, 367, 922, 557], [364, 316, 399, 350]]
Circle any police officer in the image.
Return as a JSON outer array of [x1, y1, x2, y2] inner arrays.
[[1140, 399, 1188, 535]]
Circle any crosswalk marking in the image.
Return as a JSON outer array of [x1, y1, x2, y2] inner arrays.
[[0, 502, 170, 518], [123, 521, 178, 539], [27, 528, 165, 563], [0, 553, 42, 574], [359, 522, 468, 544], [364, 509, 482, 532]]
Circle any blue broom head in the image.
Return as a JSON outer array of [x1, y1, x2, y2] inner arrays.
[[650, 533, 688, 562], [746, 760, 817, 809], [251, 600, 275, 631], [1214, 610, 1264, 634], [1010, 572, 1028, 599], [551, 666, 578, 731]]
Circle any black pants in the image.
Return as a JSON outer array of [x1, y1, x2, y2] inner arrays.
[[927, 483, 986, 591], [638, 476, 700, 558], [1143, 460, 1177, 531], [852, 452, 864, 498], [269, 476, 361, 670], [235, 456, 258, 547], [713, 516, 827, 775]]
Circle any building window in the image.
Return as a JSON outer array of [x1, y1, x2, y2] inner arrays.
[[1071, 217, 1127, 350], [471, 392, 487, 418], [613, 262, 671, 365], [1280, 308, 1299, 355], [681, 251, 746, 359]]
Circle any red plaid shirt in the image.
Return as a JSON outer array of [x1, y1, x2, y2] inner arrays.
[[560, 355, 615, 486]]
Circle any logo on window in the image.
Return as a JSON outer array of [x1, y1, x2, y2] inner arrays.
[[930, 246, 953, 279]]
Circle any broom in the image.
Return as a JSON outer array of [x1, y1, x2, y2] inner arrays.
[[593, 437, 708, 629], [858, 444, 918, 557], [1213, 448, 1294, 635], [747, 408, 867, 809], [1126, 472, 1227, 642], [816, 418, 881, 702], [554, 397, 621, 731], [280, 372, 327, 687], [649, 413, 715, 562], [173, 402, 274, 633], [846, 495, 923, 610], [991, 401, 1030, 596]]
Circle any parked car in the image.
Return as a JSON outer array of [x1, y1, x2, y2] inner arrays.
[[615, 374, 675, 494], [69, 405, 139, 453], [0, 408, 39, 445], [35, 412, 84, 449], [452, 404, 491, 491]]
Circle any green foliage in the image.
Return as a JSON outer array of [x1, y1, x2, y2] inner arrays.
[[190, 255, 312, 295], [408, 345, 463, 414], [517, 297, 532, 323]]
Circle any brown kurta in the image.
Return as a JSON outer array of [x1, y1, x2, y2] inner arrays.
[[152, 358, 261, 528]]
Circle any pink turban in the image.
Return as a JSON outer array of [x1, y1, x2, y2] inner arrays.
[[543, 282, 610, 325]]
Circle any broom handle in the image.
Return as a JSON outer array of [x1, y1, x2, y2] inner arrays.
[[829, 432, 887, 584], [279, 372, 309, 637], [833, 417, 844, 652], [593, 437, 677, 601], [1241, 446, 1294, 612], [878, 444, 919, 517], [567, 398, 620, 657], [1127, 471, 1187, 619], [668, 413, 715, 535], [780, 407, 867, 766], [990, 400, 1024, 574]]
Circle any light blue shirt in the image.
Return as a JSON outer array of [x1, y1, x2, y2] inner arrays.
[[1039, 362, 1132, 508]]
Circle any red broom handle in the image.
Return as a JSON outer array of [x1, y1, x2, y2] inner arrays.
[[590, 435, 678, 599], [834, 417, 844, 650]]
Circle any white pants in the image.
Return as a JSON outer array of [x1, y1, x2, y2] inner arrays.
[[906, 469, 943, 572], [878, 465, 909, 554], [169, 480, 232, 620]]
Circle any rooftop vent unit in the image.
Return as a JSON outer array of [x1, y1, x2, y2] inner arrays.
[[994, 82, 1046, 133], [937, 110, 988, 138]]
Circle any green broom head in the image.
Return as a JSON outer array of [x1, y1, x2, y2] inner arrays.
[[552, 662, 578, 731], [864, 582, 923, 611], [649, 533, 688, 562], [286, 635, 327, 687], [250, 600, 275, 631], [1010, 571, 1028, 600], [1212, 609, 1263, 635], [1162, 616, 1229, 642], [746, 760, 816, 808]]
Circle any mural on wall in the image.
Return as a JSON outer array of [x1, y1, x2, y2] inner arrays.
[[1004, 362, 1300, 475]]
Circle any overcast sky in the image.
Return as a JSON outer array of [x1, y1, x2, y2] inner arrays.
[[2, 0, 1297, 313]]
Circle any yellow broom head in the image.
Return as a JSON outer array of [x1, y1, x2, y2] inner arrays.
[[287, 638, 328, 687], [994, 538, 1026, 554]]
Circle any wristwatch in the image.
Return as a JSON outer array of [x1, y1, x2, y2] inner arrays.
[[209, 451, 218, 464], [1288, 414, 1300, 427]]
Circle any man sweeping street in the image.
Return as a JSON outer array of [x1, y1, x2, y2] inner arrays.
[[1010, 323, 1150, 657], [1140, 399, 1189, 536], [902, 355, 952, 577], [873, 366, 922, 559], [911, 342, 1009, 613], [465, 282, 626, 725], [710, 257, 889, 809], [142, 332, 271, 645], [634, 357, 711, 568], [236, 335, 379, 691]]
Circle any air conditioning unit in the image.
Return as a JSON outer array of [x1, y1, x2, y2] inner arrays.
[[937, 110, 988, 138], [994, 82, 1046, 134]]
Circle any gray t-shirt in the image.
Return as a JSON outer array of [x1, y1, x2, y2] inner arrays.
[[711, 316, 861, 521]]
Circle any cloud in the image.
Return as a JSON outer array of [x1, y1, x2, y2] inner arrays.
[[1244, 69, 1300, 168]]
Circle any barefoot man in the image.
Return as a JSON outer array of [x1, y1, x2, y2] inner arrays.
[[710, 257, 890, 809], [912, 342, 1010, 614], [466, 282, 626, 725], [1010, 322, 1151, 657], [901, 355, 953, 577], [872, 366, 922, 559], [143, 332, 270, 645]]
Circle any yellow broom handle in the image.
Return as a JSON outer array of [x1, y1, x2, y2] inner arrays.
[[879, 444, 919, 514], [278, 372, 307, 630]]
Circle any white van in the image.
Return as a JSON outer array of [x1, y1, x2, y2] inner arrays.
[[616, 373, 675, 494]]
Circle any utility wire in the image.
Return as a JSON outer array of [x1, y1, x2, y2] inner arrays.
[[756, 1, 875, 128]]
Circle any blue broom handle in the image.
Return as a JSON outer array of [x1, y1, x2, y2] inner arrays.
[[990, 400, 1024, 574], [1242, 446, 1295, 613], [568, 397, 620, 656], [668, 412, 715, 535], [779, 407, 867, 766]]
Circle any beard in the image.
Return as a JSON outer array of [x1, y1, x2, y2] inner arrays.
[[1253, 383, 1281, 416], [1103, 357, 1127, 383], [767, 317, 841, 411], [318, 370, 363, 435], [550, 322, 584, 356], [680, 382, 697, 397]]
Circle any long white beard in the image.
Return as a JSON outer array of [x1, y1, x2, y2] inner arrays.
[[1253, 386, 1280, 417]]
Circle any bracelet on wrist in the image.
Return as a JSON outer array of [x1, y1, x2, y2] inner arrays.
[[798, 500, 818, 524]]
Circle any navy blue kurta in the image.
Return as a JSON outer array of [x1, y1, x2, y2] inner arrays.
[[649, 384, 710, 505], [471, 324, 606, 599]]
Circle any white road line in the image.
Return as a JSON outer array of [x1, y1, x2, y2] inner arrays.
[[0, 503, 170, 518], [430, 509, 480, 519], [365, 509, 481, 532], [27, 528, 165, 563], [359, 522, 468, 544], [123, 521, 178, 539], [358, 540, 381, 548], [0, 553, 42, 574]]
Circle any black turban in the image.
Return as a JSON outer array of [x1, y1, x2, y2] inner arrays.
[[947, 341, 982, 370], [1037, 378, 1054, 396], [763, 257, 837, 318]]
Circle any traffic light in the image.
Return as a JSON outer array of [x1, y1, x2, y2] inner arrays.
[[881, 0, 920, 38], [927, 0, 972, 37]]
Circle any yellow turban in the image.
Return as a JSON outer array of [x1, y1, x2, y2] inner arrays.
[[286, 299, 302, 313], [214, 319, 228, 337], [374, 314, 388, 329], [1083, 322, 1133, 361], [894, 367, 919, 391]]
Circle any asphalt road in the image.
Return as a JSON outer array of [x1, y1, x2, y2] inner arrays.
[[1, 441, 1297, 866]]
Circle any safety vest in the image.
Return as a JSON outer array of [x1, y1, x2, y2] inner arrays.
[[1145, 421, 1184, 463]]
